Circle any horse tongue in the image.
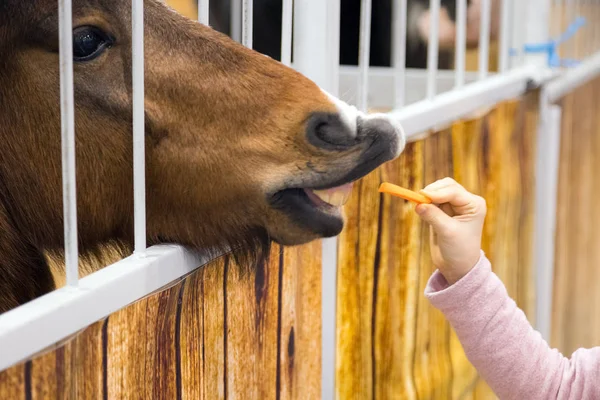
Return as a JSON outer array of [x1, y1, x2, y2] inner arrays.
[[310, 183, 354, 207]]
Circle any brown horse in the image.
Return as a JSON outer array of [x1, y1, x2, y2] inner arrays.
[[0, 0, 405, 313]]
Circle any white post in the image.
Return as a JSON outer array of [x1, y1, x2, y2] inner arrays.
[[357, 0, 372, 112], [510, 0, 527, 68], [198, 0, 209, 25], [427, 0, 441, 99], [455, 0, 467, 87], [58, 0, 79, 285], [293, 1, 338, 398], [231, 0, 242, 43], [281, 0, 293, 66], [132, 0, 147, 253], [392, 0, 408, 107], [478, 0, 492, 79], [498, 0, 512, 72], [327, 0, 341, 97], [534, 95, 562, 341], [525, 0, 550, 66], [242, 0, 253, 48]]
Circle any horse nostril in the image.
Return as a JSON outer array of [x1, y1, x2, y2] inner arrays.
[[306, 112, 356, 151], [314, 122, 329, 143]]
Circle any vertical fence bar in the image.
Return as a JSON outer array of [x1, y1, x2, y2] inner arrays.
[[231, 0, 242, 42], [510, 0, 527, 67], [294, 2, 337, 397], [525, 0, 550, 66], [132, 0, 146, 253], [59, 0, 79, 286], [427, 0, 441, 99], [327, 0, 341, 96], [198, 0, 209, 24], [499, 0, 512, 72], [324, 1, 340, 397], [393, 0, 408, 107], [455, 0, 467, 87], [281, 0, 293, 66], [242, 0, 253, 48], [534, 99, 562, 341], [478, 0, 492, 79], [357, 0, 372, 112]]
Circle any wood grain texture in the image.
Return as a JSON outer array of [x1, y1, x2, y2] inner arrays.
[[552, 77, 600, 355], [0, 97, 539, 400], [336, 95, 538, 400], [279, 242, 322, 400]]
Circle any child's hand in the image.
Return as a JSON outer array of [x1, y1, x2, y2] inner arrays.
[[415, 178, 486, 284]]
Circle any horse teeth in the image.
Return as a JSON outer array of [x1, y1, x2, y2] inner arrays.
[[312, 188, 351, 207]]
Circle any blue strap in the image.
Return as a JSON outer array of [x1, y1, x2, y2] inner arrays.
[[511, 17, 586, 68]]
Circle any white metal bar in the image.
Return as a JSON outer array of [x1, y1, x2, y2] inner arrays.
[[59, 0, 79, 286], [293, 2, 337, 398], [357, 0, 372, 112], [339, 66, 481, 108], [427, 0, 441, 99], [231, 0, 242, 42], [198, 0, 209, 24], [455, 0, 467, 87], [534, 99, 562, 342], [321, 236, 337, 400], [478, 0, 492, 79], [510, 0, 527, 68], [327, 0, 341, 96], [388, 64, 553, 139], [293, 1, 329, 87], [392, 0, 408, 107], [281, 0, 293, 66], [498, 0, 511, 72], [132, 0, 146, 253], [546, 51, 600, 103], [525, 0, 550, 66], [323, 0, 340, 395], [242, 0, 253, 48], [0, 245, 212, 371]]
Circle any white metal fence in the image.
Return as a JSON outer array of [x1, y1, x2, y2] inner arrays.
[[1, 2, 600, 398]]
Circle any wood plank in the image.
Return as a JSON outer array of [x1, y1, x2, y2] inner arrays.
[[225, 246, 281, 399], [373, 142, 423, 400], [30, 341, 74, 399], [279, 242, 321, 400], [413, 130, 454, 400], [0, 363, 25, 400], [552, 77, 600, 354], [450, 119, 482, 398], [201, 257, 227, 400], [180, 264, 206, 400], [107, 283, 181, 399]]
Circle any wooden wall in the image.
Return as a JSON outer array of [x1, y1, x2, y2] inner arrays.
[[0, 244, 323, 400], [336, 93, 539, 400], [551, 76, 600, 355], [0, 94, 539, 399]]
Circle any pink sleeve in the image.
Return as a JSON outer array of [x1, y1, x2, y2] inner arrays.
[[425, 252, 600, 399]]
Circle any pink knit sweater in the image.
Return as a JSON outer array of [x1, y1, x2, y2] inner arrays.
[[425, 252, 600, 399]]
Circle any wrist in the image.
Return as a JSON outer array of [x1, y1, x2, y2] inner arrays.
[[441, 250, 483, 285]]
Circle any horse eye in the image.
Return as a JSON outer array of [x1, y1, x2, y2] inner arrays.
[[73, 26, 112, 62]]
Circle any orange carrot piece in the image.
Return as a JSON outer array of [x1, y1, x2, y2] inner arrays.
[[378, 182, 432, 204]]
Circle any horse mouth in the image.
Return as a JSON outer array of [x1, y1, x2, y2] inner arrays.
[[271, 181, 356, 239]]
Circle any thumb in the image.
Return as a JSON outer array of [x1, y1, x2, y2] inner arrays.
[[415, 204, 453, 233]]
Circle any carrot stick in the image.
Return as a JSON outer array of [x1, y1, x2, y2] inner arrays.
[[378, 182, 432, 204]]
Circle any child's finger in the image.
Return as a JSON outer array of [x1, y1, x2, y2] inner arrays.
[[423, 177, 461, 192], [421, 183, 472, 207], [415, 203, 456, 235]]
